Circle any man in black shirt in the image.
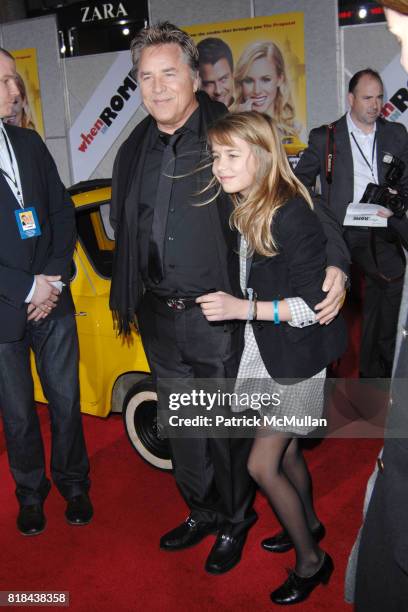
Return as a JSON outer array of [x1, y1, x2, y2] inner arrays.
[[110, 22, 348, 574]]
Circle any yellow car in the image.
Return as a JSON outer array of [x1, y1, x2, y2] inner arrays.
[[282, 135, 307, 170], [32, 180, 172, 471]]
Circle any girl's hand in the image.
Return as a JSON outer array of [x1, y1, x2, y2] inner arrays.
[[196, 291, 248, 321]]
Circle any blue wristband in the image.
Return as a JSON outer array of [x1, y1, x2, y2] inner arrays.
[[273, 300, 280, 325]]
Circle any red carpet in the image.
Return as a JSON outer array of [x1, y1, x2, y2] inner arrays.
[[0, 406, 381, 611]]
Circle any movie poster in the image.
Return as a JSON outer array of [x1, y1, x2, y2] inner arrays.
[[8, 48, 45, 138], [381, 54, 408, 130], [185, 13, 307, 162]]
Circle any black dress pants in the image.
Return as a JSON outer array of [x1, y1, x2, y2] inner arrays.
[[345, 228, 404, 377], [0, 313, 90, 505], [138, 293, 256, 536]]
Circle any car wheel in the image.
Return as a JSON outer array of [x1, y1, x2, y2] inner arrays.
[[123, 378, 172, 471]]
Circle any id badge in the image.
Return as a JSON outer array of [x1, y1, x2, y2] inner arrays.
[[15, 207, 41, 239]]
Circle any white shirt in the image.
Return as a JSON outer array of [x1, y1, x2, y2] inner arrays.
[[347, 112, 379, 204]]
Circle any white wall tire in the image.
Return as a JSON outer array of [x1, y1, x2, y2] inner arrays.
[[123, 379, 172, 471]]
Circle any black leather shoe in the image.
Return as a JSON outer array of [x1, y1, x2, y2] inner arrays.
[[205, 527, 247, 574], [270, 552, 334, 605], [65, 493, 93, 525], [160, 517, 217, 551], [17, 504, 46, 536], [262, 522, 325, 554]]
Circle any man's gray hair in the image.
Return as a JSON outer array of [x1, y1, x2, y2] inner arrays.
[[130, 21, 199, 80]]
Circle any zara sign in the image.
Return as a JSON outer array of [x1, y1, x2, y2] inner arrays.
[[80, 2, 128, 23], [55, 0, 148, 55], [56, 0, 147, 29]]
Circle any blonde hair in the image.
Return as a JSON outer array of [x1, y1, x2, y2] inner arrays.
[[15, 74, 35, 130], [208, 111, 313, 257], [232, 41, 298, 137]]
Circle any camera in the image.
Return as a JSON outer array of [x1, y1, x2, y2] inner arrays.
[[360, 153, 408, 218]]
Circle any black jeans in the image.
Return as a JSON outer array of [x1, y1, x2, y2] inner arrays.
[[0, 313, 90, 505]]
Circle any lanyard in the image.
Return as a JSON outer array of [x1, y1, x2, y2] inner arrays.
[[0, 129, 23, 208], [351, 131, 377, 183]]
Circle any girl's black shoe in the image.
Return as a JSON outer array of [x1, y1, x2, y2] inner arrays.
[[262, 522, 325, 554], [270, 552, 334, 605]]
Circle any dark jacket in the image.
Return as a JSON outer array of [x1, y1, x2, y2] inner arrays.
[[0, 125, 75, 343], [244, 197, 347, 379], [295, 114, 408, 226]]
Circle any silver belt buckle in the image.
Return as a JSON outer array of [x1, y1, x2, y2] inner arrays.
[[166, 298, 186, 310]]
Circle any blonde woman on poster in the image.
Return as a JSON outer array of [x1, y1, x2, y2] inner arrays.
[[233, 41, 303, 141], [4, 73, 36, 131]]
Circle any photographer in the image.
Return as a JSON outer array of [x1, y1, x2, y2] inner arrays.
[[295, 69, 408, 377]]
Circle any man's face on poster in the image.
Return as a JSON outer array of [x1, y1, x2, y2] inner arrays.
[[199, 58, 233, 107]]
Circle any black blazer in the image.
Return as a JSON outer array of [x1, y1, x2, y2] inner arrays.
[[243, 197, 347, 379], [0, 125, 76, 343]]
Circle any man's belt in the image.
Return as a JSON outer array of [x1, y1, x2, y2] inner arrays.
[[149, 293, 198, 310], [165, 297, 197, 310]]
